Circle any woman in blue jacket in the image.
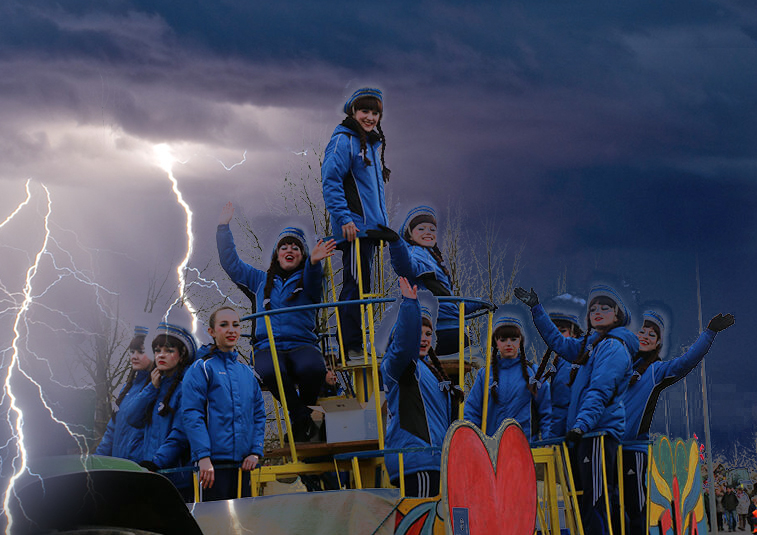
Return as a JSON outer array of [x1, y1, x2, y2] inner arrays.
[[96, 326, 153, 461], [389, 205, 481, 355], [125, 322, 196, 500], [217, 202, 336, 442], [182, 307, 266, 501], [322, 87, 391, 359], [621, 309, 734, 535], [516, 284, 637, 535], [381, 278, 462, 497], [464, 315, 552, 442]]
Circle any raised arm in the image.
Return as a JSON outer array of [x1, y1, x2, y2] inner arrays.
[[217, 203, 265, 292], [381, 278, 423, 383]]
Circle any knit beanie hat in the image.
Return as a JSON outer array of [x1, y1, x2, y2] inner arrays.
[[587, 284, 630, 327], [343, 87, 383, 115], [642, 310, 665, 332], [153, 322, 197, 362], [274, 227, 309, 257], [401, 205, 436, 240]]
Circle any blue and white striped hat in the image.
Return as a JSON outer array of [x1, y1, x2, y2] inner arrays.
[[587, 284, 630, 327], [401, 205, 436, 239], [642, 310, 665, 332], [344, 87, 383, 114], [420, 305, 434, 324], [153, 322, 197, 362], [133, 325, 149, 338], [548, 312, 581, 328], [493, 315, 523, 331], [274, 227, 309, 257]]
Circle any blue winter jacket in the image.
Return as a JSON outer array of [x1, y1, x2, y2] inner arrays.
[[623, 329, 716, 451], [464, 358, 553, 441], [182, 347, 266, 462], [96, 370, 151, 461], [532, 304, 636, 441], [381, 296, 455, 483], [546, 357, 572, 437], [321, 124, 388, 232], [217, 224, 323, 351], [389, 239, 477, 332], [124, 372, 191, 488]]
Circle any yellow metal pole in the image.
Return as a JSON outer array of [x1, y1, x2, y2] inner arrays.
[[600, 436, 614, 535], [367, 302, 385, 449], [264, 315, 298, 463], [399, 453, 405, 498], [352, 457, 363, 489], [237, 468, 243, 499], [193, 471, 200, 503], [646, 442, 652, 535], [355, 238, 368, 368], [378, 241, 385, 318], [536, 495, 550, 535], [457, 302, 465, 419], [481, 311, 494, 434], [334, 459, 343, 489], [326, 256, 347, 368], [562, 441, 585, 535], [618, 444, 625, 535]]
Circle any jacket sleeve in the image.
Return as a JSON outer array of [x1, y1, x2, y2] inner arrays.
[[249, 375, 266, 458], [534, 377, 553, 439], [124, 383, 160, 429], [381, 297, 422, 383], [463, 368, 486, 428], [153, 390, 189, 468], [653, 329, 716, 385], [181, 362, 212, 462], [302, 257, 324, 303], [95, 416, 116, 456], [532, 304, 584, 362], [321, 132, 355, 230], [217, 224, 265, 293], [574, 339, 630, 433]]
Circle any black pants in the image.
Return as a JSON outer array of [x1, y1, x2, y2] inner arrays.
[[199, 465, 252, 502], [392, 470, 441, 498], [337, 239, 376, 352], [572, 435, 618, 535], [621, 450, 648, 535]]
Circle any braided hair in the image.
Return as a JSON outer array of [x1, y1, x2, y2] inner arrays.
[[630, 320, 662, 386], [348, 96, 391, 182], [148, 334, 191, 421], [490, 324, 532, 402], [421, 318, 464, 408], [533, 319, 583, 383], [404, 214, 451, 280], [263, 237, 307, 311], [567, 296, 624, 385], [115, 334, 148, 407]]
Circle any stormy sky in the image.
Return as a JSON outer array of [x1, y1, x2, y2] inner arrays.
[[1, 0, 756, 467]]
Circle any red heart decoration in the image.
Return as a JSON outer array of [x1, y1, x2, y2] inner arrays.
[[443, 419, 536, 535]]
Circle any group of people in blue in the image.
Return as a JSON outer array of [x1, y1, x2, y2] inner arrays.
[[94, 86, 735, 534]]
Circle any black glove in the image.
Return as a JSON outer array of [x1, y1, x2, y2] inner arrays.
[[565, 428, 584, 445], [139, 460, 159, 472], [707, 313, 734, 333], [514, 287, 539, 308], [365, 224, 400, 243]]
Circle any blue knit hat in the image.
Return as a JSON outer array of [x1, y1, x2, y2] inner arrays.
[[133, 325, 149, 338], [642, 310, 665, 332], [401, 205, 436, 240], [343, 87, 383, 115], [587, 284, 630, 327], [153, 322, 197, 362], [494, 315, 523, 331], [274, 227, 309, 257], [548, 312, 581, 328], [420, 305, 433, 324]]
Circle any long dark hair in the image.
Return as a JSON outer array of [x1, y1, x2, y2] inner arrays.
[[567, 296, 624, 385], [630, 320, 663, 386], [148, 334, 191, 420], [533, 319, 582, 383], [347, 95, 391, 182], [114, 334, 155, 414], [404, 215, 451, 280], [263, 237, 306, 311], [489, 324, 532, 402]]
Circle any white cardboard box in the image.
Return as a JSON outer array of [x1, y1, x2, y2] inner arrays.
[[313, 393, 385, 444]]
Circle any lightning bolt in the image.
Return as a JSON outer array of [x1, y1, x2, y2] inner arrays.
[[1, 183, 91, 532], [217, 150, 247, 171], [154, 144, 199, 335], [0, 179, 32, 229]]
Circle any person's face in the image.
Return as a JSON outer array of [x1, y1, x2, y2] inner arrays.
[[277, 242, 303, 271], [130, 347, 152, 371], [589, 302, 618, 330], [558, 326, 575, 338], [208, 309, 241, 352], [410, 222, 437, 248], [637, 325, 661, 352], [154, 345, 182, 374], [420, 324, 433, 357], [354, 108, 380, 133], [496, 335, 521, 359]]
